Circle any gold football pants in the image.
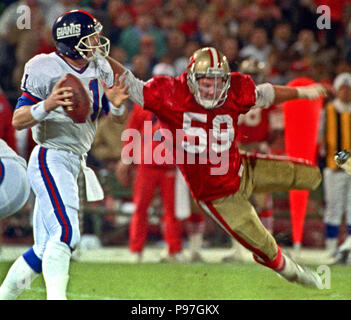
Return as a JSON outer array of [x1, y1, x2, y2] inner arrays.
[[199, 154, 321, 265]]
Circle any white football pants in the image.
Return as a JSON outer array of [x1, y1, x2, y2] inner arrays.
[[27, 146, 81, 260]]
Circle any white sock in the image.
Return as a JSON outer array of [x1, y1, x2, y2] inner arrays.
[[339, 236, 351, 252], [42, 241, 71, 300], [277, 254, 301, 281], [0, 256, 38, 300], [189, 233, 203, 254], [325, 238, 338, 255]]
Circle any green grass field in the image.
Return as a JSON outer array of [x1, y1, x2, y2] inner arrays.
[[1, 261, 350, 300]]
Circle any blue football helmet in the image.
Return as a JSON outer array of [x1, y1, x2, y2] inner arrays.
[[52, 9, 110, 61]]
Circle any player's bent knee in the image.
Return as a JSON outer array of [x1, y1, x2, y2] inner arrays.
[[68, 230, 81, 250], [293, 165, 322, 190], [231, 214, 277, 261]]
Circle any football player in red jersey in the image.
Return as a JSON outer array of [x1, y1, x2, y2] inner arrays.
[[107, 47, 328, 288], [117, 103, 183, 263]]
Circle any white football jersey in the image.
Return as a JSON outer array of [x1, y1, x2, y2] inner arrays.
[[0, 138, 26, 168], [18, 52, 114, 155]]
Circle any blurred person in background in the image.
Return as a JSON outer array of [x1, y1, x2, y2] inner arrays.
[[239, 27, 271, 63], [208, 23, 228, 50], [12, 10, 55, 91], [110, 45, 128, 69], [265, 49, 292, 85], [254, 0, 282, 39], [272, 22, 293, 52], [236, 19, 255, 49], [290, 29, 319, 60], [179, 3, 199, 40], [131, 54, 152, 81], [46, 0, 83, 28], [139, 34, 159, 69], [319, 73, 351, 261], [194, 11, 215, 46], [0, 0, 43, 92], [0, 0, 42, 40], [158, 10, 179, 39], [313, 0, 351, 48], [221, 37, 240, 71], [117, 12, 166, 62], [174, 40, 201, 76], [166, 29, 186, 62], [108, 1, 133, 44], [116, 62, 184, 263]]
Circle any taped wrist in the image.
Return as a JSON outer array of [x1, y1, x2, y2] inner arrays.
[[30, 101, 48, 122], [296, 84, 325, 99], [110, 103, 126, 116]]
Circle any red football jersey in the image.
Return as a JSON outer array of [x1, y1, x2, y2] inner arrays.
[[0, 93, 16, 152], [236, 107, 272, 144], [142, 71, 256, 201], [123, 104, 175, 168]]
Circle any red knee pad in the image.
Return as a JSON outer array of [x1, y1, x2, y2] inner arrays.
[[259, 209, 273, 218], [187, 212, 205, 223]]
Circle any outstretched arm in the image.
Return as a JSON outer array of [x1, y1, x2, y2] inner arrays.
[[273, 84, 328, 104], [254, 83, 329, 109], [102, 74, 129, 124], [106, 56, 146, 107], [106, 56, 127, 78]]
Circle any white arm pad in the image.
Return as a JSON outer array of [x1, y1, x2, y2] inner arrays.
[[253, 83, 275, 109], [120, 69, 146, 107]]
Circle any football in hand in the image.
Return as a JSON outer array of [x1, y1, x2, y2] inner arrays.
[[59, 73, 90, 123]]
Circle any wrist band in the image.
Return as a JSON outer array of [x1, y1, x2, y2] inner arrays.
[[30, 101, 48, 122], [110, 103, 126, 116]]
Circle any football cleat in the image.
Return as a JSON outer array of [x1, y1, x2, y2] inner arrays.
[[189, 251, 205, 263], [333, 250, 350, 265], [294, 266, 323, 289], [159, 252, 186, 263], [129, 252, 143, 263], [280, 254, 322, 289]]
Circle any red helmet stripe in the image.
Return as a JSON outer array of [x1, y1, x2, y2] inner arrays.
[[208, 48, 214, 68], [75, 9, 97, 21], [215, 48, 221, 68], [208, 47, 221, 68], [61, 9, 97, 22]]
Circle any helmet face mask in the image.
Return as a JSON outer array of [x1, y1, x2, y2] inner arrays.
[[53, 10, 110, 61], [187, 47, 231, 109], [75, 23, 110, 61]]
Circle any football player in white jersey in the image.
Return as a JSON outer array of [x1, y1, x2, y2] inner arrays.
[[0, 138, 30, 219], [0, 10, 129, 300]]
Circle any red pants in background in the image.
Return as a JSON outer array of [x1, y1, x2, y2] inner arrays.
[[129, 165, 182, 254]]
